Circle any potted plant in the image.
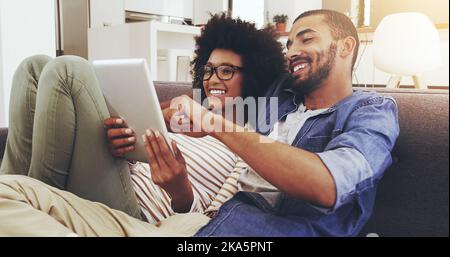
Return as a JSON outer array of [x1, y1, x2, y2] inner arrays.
[[273, 14, 288, 33]]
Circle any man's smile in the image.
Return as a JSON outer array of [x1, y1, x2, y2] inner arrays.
[[291, 62, 311, 77], [290, 57, 312, 77]]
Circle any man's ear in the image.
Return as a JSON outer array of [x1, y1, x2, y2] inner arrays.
[[339, 36, 357, 59]]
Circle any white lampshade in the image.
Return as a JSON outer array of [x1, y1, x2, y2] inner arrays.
[[373, 13, 441, 76]]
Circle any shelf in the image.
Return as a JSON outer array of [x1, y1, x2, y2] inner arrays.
[[151, 20, 201, 35], [88, 21, 201, 81]]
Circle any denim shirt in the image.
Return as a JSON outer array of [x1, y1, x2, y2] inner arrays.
[[195, 74, 400, 237]]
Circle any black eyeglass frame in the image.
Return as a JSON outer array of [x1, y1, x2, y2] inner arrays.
[[201, 64, 243, 81]]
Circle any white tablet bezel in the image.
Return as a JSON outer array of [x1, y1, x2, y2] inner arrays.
[[93, 58, 173, 162]]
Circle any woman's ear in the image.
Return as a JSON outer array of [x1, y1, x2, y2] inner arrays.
[[339, 36, 357, 59]]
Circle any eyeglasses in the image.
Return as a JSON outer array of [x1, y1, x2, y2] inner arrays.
[[201, 64, 243, 81]]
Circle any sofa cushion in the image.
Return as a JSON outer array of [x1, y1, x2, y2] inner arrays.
[[359, 89, 449, 237], [154, 81, 192, 103]]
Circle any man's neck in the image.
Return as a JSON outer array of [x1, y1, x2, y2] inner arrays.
[[303, 75, 353, 110]]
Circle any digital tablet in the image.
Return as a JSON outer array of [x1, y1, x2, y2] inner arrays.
[[93, 58, 173, 162]]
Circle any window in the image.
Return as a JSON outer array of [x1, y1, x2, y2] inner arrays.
[[232, 0, 265, 28]]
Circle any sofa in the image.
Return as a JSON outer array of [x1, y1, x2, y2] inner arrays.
[[0, 81, 448, 237]]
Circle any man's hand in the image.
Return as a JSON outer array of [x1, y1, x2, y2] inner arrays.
[[104, 117, 137, 158], [143, 129, 194, 213], [165, 95, 223, 138]]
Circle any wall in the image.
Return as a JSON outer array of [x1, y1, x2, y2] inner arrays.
[[0, 0, 56, 127], [233, 0, 265, 28], [194, 0, 322, 27], [323, 0, 449, 28], [371, 0, 449, 28], [322, 0, 352, 15], [90, 0, 125, 28], [193, 0, 228, 25], [265, 0, 322, 31], [322, 0, 371, 27], [60, 0, 89, 58], [125, 0, 194, 19]]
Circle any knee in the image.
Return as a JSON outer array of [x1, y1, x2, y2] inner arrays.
[[0, 175, 44, 195], [0, 175, 32, 187], [0, 174, 46, 187], [39, 55, 94, 92], [19, 55, 53, 69], [0, 175, 26, 195], [0, 175, 38, 201], [45, 55, 90, 74], [15, 55, 53, 82]]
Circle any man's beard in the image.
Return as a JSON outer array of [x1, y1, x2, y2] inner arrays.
[[291, 43, 337, 95]]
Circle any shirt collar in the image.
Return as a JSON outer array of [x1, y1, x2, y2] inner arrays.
[[281, 86, 363, 116]]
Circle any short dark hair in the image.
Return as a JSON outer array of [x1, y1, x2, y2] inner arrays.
[[294, 9, 360, 71], [191, 13, 286, 100]]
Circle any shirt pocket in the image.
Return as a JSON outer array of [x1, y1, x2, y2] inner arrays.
[[301, 135, 332, 153]]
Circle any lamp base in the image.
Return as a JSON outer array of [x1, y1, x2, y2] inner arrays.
[[412, 75, 426, 90], [387, 75, 402, 88], [386, 75, 427, 90]]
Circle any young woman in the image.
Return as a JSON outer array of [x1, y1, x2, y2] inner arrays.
[[0, 14, 286, 224]]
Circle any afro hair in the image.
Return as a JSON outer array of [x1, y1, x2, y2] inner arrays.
[[191, 13, 287, 100]]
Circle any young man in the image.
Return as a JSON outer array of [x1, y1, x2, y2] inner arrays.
[[148, 9, 399, 237], [0, 10, 399, 237]]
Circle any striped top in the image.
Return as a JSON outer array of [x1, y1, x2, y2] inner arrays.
[[129, 133, 247, 224]]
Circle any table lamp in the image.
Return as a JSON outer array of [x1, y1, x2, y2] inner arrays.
[[373, 13, 441, 89]]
